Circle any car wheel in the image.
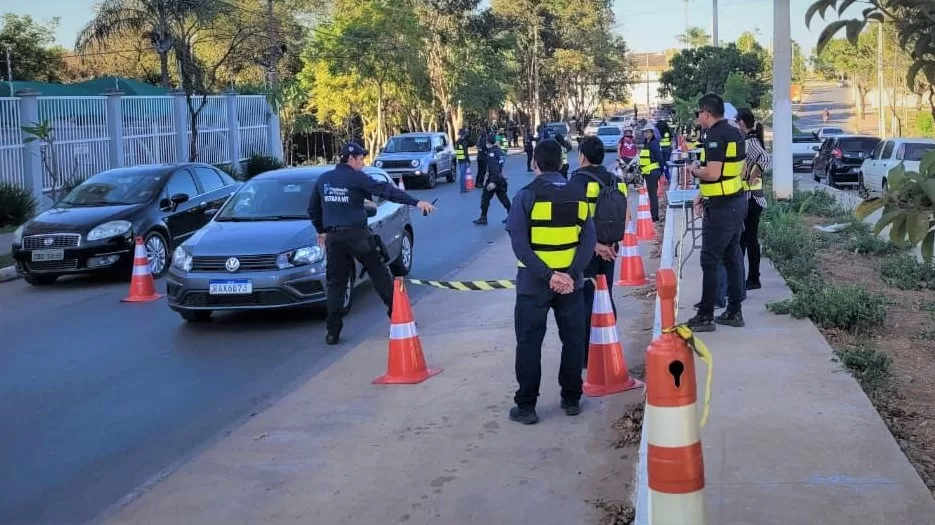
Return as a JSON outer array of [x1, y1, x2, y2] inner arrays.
[[340, 273, 354, 315], [179, 310, 212, 323], [858, 175, 870, 199], [25, 274, 58, 286], [390, 228, 413, 276], [813, 166, 820, 182], [145, 231, 170, 278], [882, 178, 889, 194], [424, 167, 437, 189], [445, 164, 455, 183], [827, 169, 837, 188]]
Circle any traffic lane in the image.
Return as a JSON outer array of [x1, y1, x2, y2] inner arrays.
[[796, 84, 851, 132], [0, 153, 537, 525]]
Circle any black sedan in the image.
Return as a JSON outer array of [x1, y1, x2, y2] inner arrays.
[[812, 135, 881, 188], [10, 163, 239, 285]]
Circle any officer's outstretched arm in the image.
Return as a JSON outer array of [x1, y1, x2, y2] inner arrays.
[[351, 170, 419, 207]]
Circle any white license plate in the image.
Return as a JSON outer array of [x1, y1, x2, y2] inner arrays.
[[31, 249, 64, 262], [802, 160, 813, 165], [209, 279, 253, 295]]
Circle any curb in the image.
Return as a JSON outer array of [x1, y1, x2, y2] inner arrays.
[[0, 265, 19, 282]]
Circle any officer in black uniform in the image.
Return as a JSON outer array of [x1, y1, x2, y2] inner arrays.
[[309, 142, 436, 345], [686, 94, 747, 332], [504, 138, 597, 425]]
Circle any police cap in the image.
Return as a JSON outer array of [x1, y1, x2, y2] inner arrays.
[[340, 142, 369, 158]]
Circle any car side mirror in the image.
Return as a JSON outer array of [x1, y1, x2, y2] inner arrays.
[[170, 193, 190, 206], [435, 145, 444, 153]]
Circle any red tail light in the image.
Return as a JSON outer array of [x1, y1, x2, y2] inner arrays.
[[832, 148, 843, 158]]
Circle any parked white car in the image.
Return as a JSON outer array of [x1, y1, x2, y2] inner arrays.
[[596, 126, 622, 151], [816, 126, 845, 141], [584, 120, 602, 136], [859, 138, 935, 196]]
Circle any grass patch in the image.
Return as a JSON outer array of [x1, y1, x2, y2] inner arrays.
[[0, 225, 16, 234], [923, 301, 935, 314], [766, 279, 888, 333], [833, 344, 891, 396], [917, 323, 935, 341], [0, 252, 12, 269], [880, 254, 935, 290], [760, 206, 819, 283], [781, 189, 850, 218], [841, 222, 903, 256]]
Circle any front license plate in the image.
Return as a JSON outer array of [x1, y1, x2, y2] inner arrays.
[[32, 249, 64, 262], [209, 279, 253, 295], [802, 159, 813, 165]]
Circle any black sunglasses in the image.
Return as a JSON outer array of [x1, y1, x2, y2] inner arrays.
[[694, 109, 702, 117]]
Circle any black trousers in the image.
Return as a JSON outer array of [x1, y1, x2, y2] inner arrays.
[[476, 160, 488, 187], [525, 149, 533, 170], [514, 287, 586, 408], [480, 181, 510, 218], [560, 164, 569, 178], [645, 171, 661, 221], [582, 255, 616, 367], [325, 228, 394, 335], [699, 195, 747, 317], [740, 199, 763, 283]]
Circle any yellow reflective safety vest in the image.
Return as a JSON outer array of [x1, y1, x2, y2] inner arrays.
[[639, 148, 660, 175], [455, 141, 467, 161], [561, 147, 569, 166], [699, 140, 745, 198], [517, 180, 589, 271], [660, 132, 672, 148], [586, 180, 628, 218]]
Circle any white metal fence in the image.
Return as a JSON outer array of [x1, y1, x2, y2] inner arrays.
[[1, 91, 282, 204]]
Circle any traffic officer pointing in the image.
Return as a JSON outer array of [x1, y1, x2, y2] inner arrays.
[[687, 93, 747, 332], [505, 138, 597, 425], [308, 142, 436, 345]]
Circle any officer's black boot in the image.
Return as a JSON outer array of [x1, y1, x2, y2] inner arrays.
[[325, 333, 340, 345], [473, 217, 487, 225], [560, 399, 581, 416], [714, 309, 745, 328], [509, 405, 539, 425], [745, 279, 762, 290], [685, 313, 716, 332]]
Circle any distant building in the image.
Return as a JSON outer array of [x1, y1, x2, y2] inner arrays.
[[629, 52, 671, 109]]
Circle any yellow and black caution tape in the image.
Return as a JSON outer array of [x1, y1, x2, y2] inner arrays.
[[663, 324, 714, 428], [407, 279, 516, 291]]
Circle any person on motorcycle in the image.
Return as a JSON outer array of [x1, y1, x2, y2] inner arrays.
[[823, 108, 831, 124], [618, 128, 638, 163]]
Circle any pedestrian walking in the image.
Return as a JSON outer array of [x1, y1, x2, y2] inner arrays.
[[308, 142, 436, 345], [554, 133, 572, 178], [638, 124, 665, 221], [476, 128, 489, 188], [686, 94, 748, 333], [455, 128, 471, 193], [569, 136, 629, 368], [505, 138, 596, 424], [473, 134, 510, 225], [524, 127, 535, 172], [735, 107, 771, 290]]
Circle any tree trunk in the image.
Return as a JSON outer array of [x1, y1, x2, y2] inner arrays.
[[856, 86, 867, 119], [159, 53, 171, 89], [376, 82, 385, 151]]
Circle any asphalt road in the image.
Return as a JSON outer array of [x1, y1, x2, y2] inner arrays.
[[794, 83, 856, 192], [0, 149, 599, 524]]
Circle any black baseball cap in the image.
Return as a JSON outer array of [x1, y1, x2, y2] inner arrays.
[[340, 142, 369, 157]]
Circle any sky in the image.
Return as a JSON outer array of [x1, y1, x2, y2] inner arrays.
[[2, 0, 851, 55]]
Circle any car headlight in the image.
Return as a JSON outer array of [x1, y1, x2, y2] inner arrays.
[[12, 224, 25, 244], [374, 160, 383, 168], [171, 246, 193, 271], [410, 159, 420, 167], [87, 220, 132, 241], [276, 245, 324, 269]]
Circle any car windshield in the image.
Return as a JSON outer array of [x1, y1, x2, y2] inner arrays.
[[898, 143, 935, 161], [547, 124, 569, 134], [598, 127, 621, 136], [839, 138, 880, 153], [58, 169, 162, 207], [383, 136, 432, 153], [608, 116, 625, 122], [823, 128, 844, 135], [215, 178, 314, 221]]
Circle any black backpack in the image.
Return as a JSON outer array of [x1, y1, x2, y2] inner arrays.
[[580, 172, 628, 244]]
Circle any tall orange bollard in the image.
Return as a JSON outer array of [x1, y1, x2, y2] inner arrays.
[[583, 274, 644, 396], [373, 278, 442, 385], [645, 268, 707, 524]]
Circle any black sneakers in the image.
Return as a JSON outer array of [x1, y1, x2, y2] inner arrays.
[[714, 310, 745, 327], [509, 406, 539, 425], [685, 314, 716, 332], [560, 400, 581, 416], [325, 333, 340, 345], [473, 217, 487, 225], [745, 279, 762, 290]]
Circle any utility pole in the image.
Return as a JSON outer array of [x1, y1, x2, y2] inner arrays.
[[532, 9, 541, 130], [645, 53, 650, 110], [877, 21, 885, 138], [266, 0, 280, 88], [772, 0, 793, 199], [4, 44, 12, 97], [712, 0, 719, 46]]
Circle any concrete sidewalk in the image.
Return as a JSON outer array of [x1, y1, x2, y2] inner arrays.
[[97, 235, 654, 525], [646, 221, 935, 523]]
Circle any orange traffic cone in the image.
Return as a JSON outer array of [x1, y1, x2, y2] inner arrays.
[[658, 174, 668, 198], [616, 222, 648, 286], [645, 268, 707, 522], [373, 278, 442, 385], [122, 236, 163, 302], [584, 274, 644, 397], [465, 166, 475, 191], [397, 176, 406, 190], [636, 187, 656, 241]]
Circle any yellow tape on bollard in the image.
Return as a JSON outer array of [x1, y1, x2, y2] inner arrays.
[[663, 324, 714, 428]]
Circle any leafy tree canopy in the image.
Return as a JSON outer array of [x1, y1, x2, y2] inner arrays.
[[0, 14, 66, 82], [659, 43, 768, 109]]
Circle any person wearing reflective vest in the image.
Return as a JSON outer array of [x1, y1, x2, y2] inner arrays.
[[687, 93, 748, 333], [455, 128, 471, 193], [504, 138, 596, 425], [656, 120, 674, 181], [639, 125, 666, 221], [569, 136, 627, 368]]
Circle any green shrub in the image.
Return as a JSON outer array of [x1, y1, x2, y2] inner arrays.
[[840, 220, 903, 256], [767, 279, 888, 333], [916, 323, 935, 341], [0, 182, 37, 227], [760, 207, 818, 282], [834, 344, 890, 396], [880, 253, 935, 290], [243, 154, 285, 180], [786, 189, 849, 217]]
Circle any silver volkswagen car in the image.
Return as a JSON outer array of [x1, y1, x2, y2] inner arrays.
[[165, 166, 414, 322]]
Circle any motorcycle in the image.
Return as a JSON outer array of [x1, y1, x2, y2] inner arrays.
[[615, 156, 643, 188]]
